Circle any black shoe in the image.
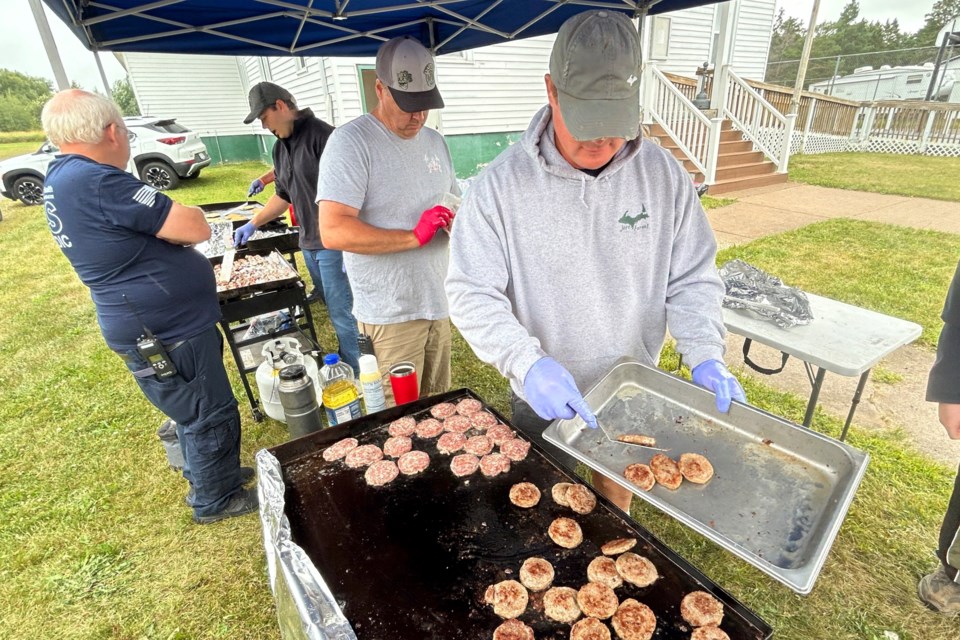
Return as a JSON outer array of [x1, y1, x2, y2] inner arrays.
[[192, 488, 258, 524], [306, 289, 325, 304], [184, 466, 255, 507]]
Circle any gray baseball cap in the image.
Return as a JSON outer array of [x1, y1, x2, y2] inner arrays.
[[243, 82, 295, 124], [549, 10, 642, 141], [376, 36, 444, 113]]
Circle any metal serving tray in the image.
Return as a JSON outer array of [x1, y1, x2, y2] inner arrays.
[[263, 388, 772, 639], [543, 358, 869, 594]]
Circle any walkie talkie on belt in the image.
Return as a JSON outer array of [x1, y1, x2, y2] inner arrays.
[[124, 294, 177, 378]]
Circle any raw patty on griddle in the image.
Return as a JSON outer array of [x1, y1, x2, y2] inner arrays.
[[649, 453, 682, 490], [322, 437, 358, 462], [499, 438, 531, 462], [414, 418, 444, 439], [624, 463, 656, 491], [464, 434, 494, 456], [442, 414, 472, 434], [615, 552, 658, 588], [548, 517, 583, 549], [587, 556, 623, 589], [519, 557, 554, 591], [576, 581, 619, 619], [492, 618, 534, 640], [429, 402, 457, 419], [479, 452, 511, 477], [543, 586, 582, 623], [552, 482, 574, 506], [566, 484, 597, 514], [397, 450, 430, 475], [437, 432, 467, 454], [387, 415, 416, 437], [611, 598, 657, 640], [471, 411, 499, 429], [692, 627, 731, 640], [601, 537, 637, 556], [680, 591, 724, 627], [344, 444, 383, 468], [363, 460, 399, 487], [509, 482, 541, 508], [570, 615, 612, 640], [678, 453, 715, 484], [382, 435, 412, 458], [450, 453, 480, 477], [456, 397, 483, 416], [486, 424, 515, 445], [484, 579, 529, 619]]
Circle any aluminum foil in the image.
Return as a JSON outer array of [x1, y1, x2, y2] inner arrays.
[[195, 221, 234, 258], [720, 259, 814, 328], [256, 449, 357, 640]]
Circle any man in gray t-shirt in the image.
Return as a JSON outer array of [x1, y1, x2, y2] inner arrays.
[[317, 36, 459, 406]]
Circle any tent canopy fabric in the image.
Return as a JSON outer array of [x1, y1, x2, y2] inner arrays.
[[43, 0, 723, 57]]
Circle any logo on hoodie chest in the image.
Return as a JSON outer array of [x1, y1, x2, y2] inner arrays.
[[619, 205, 650, 231]]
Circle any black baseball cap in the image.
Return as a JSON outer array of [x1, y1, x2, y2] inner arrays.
[[243, 82, 295, 124]]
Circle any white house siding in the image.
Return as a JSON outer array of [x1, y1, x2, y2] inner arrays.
[[119, 52, 251, 136], [645, 5, 716, 77], [731, 0, 775, 80]]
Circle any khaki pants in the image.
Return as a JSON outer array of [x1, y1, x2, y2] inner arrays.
[[357, 318, 451, 407]]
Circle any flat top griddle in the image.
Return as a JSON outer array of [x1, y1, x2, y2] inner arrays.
[[272, 389, 772, 640]]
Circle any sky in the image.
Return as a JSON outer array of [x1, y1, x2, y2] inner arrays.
[[0, 1, 942, 91]]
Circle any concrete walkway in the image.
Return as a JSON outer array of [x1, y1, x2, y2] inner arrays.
[[704, 182, 960, 465]]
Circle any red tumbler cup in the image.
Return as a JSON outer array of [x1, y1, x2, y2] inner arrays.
[[389, 361, 419, 405]]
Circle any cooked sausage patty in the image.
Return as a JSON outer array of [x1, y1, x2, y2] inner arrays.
[[519, 557, 554, 591], [680, 591, 724, 627], [678, 452, 715, 484], [552, 482, 574, 506], [587, 556, 623, 589], [484, 579, 529, 619], [492, 619, 534, 640], [576, 581, 619, 619], [611, 598, 657, 640], [649, 453, 682, 490], [615, 552, 658, 588], [543, 586, 582, 623], [548, 517, 583, 549], [600, 537, 637, 556], [691, 627, 730, 640], [624, 463, 656, 491], [509, 482, 541, 508], [566, 484, 597, 514], [570, 615, 612, 640], [617, 434, 657, 447]]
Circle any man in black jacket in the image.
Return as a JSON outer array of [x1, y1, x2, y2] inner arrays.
[[919, 260, 960, 615], [234, 83, 360, 372]]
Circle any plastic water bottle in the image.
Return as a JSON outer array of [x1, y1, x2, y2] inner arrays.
[[319, 354, 362, 426], [358, 354, 387, 415]]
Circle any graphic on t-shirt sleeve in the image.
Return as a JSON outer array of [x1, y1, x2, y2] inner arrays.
[[132, 185, 158, 208]]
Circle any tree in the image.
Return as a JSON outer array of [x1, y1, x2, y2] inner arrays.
[[0, 68, 52, 131], [112, 77, 140, 116], [912, 0, 960, 48]]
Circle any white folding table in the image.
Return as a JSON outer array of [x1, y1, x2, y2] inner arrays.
[[723, 292, 922, 441]]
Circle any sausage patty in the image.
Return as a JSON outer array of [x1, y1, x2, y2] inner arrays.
[[509, 482, 541, 508], [552, 482, 574, 506], [519, 557, 554, 591], [485, 424, 515, 444], [387, 415, 416, 437], [624, 463, 655, 491], [471, 411, 499, 430], [548, 517, 583, 549], [691, 627, 730, 640], [649, 453, 682, 490], [344, 444, 383, 468], [587, 556, 623, 589], [429, 402, 457, 419], [678, 452, 715, 484], [566, 484, 597, 514], [500, 438, 531, 462], [615, 552, 658, 588], [680, 591, 724, 627], [616, 434, 657, 447], [383, 435, 412, 458], [322, 437, 358, 462], [492, 619, 534, 640], [576, 581, 619, 619], [543, 586, 581, 623], [484, 579, 529, 619], [479, 452, 511, 477], [601, 537, 637, 556], [363, 460, 399, 487], [414, 418, 444, 439], [442, 414, 472, 434], [570, 617, 611, 640], [437, 432, 467, 455], [611, 598, 657, 640], [464, 435, 494, 457], [450, 453, 480, 477], [455, 397, 483, 416], [397, 450, 430, 476]]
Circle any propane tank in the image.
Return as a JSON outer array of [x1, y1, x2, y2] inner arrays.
[[278, 364, 323, 439], [256, 337, 321, 422]]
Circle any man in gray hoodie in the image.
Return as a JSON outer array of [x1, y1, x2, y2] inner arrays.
[[445, 10, 745, 512]]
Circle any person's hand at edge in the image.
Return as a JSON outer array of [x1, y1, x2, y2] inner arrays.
[[523, 357, 597, 428], [412, 205, 454, 246], [247, 179, 265, 197], [691, 359, 746, 413], [234, 222, 257, 247]]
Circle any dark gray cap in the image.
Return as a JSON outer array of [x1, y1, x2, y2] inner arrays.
[[549, 10, 642, 141], [376, 36, 444, 113], [243, 82, 295, 124]]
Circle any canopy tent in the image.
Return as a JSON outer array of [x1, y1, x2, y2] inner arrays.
[[42, 0, 723, 58]]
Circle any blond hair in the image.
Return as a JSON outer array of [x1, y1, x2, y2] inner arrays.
[[41, 89, 123, 147]]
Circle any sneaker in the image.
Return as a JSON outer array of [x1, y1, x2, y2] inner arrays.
[[306, 289, 325, 305], [192, 488, 259, 525], [918, 565, 960, 615], [184, 466, 255, 507]]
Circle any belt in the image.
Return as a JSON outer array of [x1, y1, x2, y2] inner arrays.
[[117, 340, 187, 378]]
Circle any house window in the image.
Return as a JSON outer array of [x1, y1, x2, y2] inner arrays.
[[295, 57, 308, 73], [650, 16, 671, 60], [905, 74, 923, 85]]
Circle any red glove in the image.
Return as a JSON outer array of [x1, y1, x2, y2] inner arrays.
[[412, 205, 454, 246]]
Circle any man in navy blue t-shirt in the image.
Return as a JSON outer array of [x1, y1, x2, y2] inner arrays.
[[40, 89, 256, 524]]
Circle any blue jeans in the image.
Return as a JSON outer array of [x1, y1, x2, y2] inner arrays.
[[302, 248, 360, 373], [121, 326, 242, 518]]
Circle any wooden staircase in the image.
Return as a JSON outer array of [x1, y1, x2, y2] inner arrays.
[[648, 120, 788, 195]]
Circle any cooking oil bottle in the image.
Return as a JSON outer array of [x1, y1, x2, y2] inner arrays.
[[319, 354, 362, 426]]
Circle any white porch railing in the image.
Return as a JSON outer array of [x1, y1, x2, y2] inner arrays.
[[644, 65, 721, 183], [723, 68, 796, 173]]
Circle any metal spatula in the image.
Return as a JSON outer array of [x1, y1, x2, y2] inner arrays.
[[219, 242, 236, 284], [593, 416, 669, 451]]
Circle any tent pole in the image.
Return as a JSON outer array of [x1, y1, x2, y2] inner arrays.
[[790, 0, 821, 115], [28, 0, 70, 91], [94, 51, 112, 95]]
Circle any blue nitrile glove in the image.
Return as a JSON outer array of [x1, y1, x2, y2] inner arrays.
[[691, 359, 747, 413], [523, 357, 598, 428], [234, 222, 257, 247], [247, 179, 265, 197]]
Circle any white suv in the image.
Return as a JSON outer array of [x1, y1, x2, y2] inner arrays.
[[0, 116, 211, 206]]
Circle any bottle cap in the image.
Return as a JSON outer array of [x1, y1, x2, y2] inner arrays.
[[358, 354, 380, 375], [322, 354, 340, 366]]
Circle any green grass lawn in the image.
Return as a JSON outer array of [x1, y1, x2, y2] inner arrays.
[[789, 152, 960, 202], [1, 163, 958, 639], [0, 140, 45, 162]]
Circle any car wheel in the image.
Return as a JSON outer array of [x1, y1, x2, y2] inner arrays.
[[141, 161, 180, 190], [12, 175, 44, 206]]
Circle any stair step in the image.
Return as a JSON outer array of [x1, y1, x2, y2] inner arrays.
[[715, 161, 776, 181], [719, 129, 744, 142], [708, 172, 789, 195], [680, 151, 766, 173], [718, 140, 754, 153]]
